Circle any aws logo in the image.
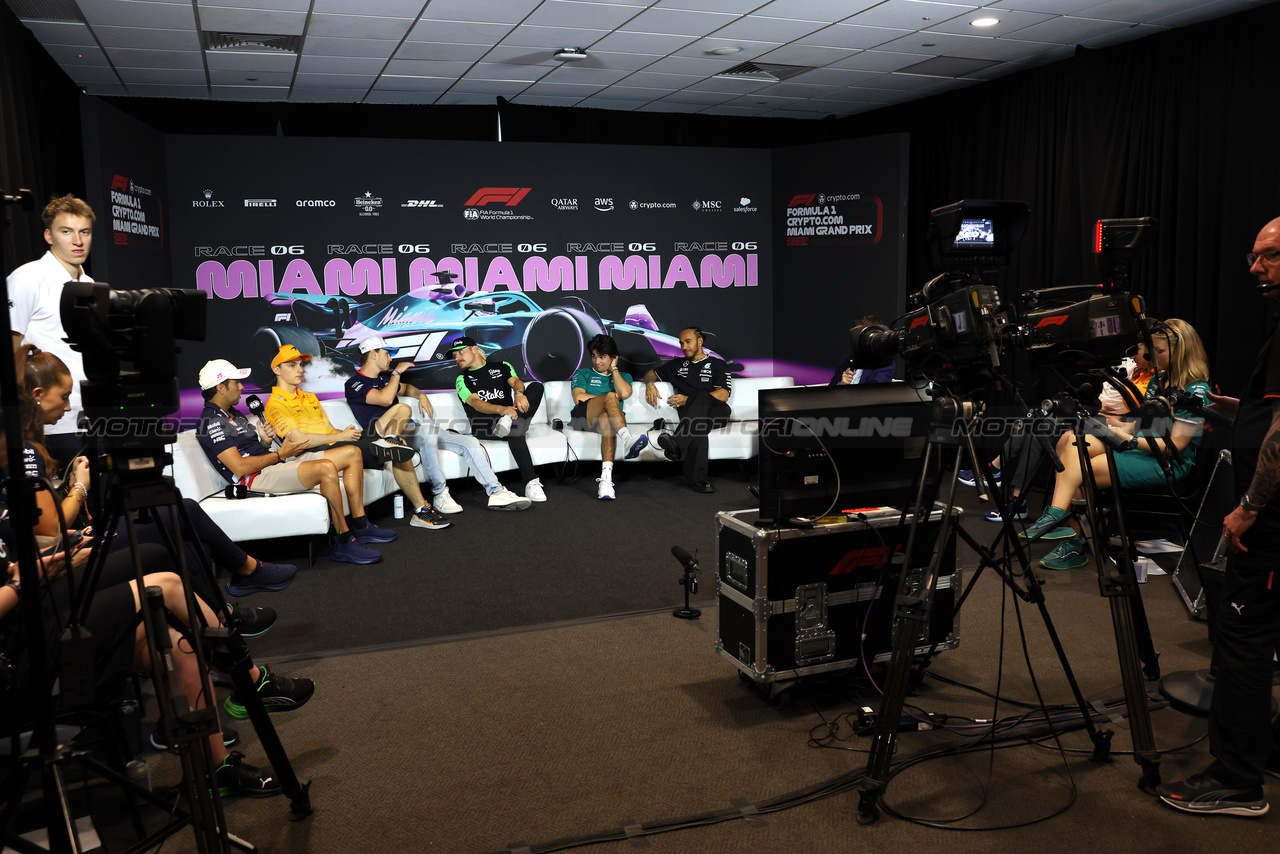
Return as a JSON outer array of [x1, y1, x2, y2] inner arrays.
[[828, 544, 903, 576]]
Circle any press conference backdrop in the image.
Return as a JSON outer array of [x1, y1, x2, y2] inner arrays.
[[82, 97, 907, 417]]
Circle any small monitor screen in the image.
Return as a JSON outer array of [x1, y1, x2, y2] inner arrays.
[[954, 218, 995, 247]]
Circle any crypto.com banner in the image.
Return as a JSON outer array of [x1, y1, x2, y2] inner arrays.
[[165, 136, 772, 408]]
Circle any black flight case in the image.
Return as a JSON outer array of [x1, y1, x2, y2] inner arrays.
[[715, 506, 961, 704]]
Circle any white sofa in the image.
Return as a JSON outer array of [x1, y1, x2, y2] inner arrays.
[[168, 379, 792, 544]]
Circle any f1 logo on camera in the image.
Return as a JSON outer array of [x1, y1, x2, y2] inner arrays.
[[465, 188, 532, 207]]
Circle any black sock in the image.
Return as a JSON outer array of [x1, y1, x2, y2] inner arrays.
[[350, 515, 369, 529]]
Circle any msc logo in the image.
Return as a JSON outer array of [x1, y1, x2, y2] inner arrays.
[[1035, 315, 1070, 327], [828, 544, 903, 576], [788, 194, 817, 207], [465, 188, 532, 207]]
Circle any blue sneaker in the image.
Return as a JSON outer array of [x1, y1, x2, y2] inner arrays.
[[330, 534, 382, 565], [1018, 507, 1075, 540], [1040, 537, 1088, 570], [958, 467, 1001, 488], [352, 520, 397, 544], [226, 560, 297, 596], [985, 498, 1029, 522], [624, 432, 650, 460]]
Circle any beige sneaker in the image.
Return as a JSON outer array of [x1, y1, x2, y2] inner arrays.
[[433, 488, 464, 514], [487, 487, 532, 511]]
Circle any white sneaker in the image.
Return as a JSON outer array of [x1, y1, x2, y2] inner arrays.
[[433, 488, 464, 515], [493, 414, 513, 438], [597, 473, 615, 500], [525, 477, 547, 503], [487, 487, 532, 511]]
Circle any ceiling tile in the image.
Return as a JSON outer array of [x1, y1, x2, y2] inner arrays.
[[82, 82, 131, 97], [204, 51, 297, 72], [196, 7, 307, 36], [406, 20, 514, 43], [371, 75, 452, 92], [782, 66, 881, 86], [364, 90, 441, 103], [924, 7, 1055, 37], [394, 42, 492, 62], [521, 80, 606, 97], [542, 65, 634, 84], [989, 0, 1098, 13], [92, 26, 201, 51], [526, 1, 644, 29], [290, 88, 372, 102], [294, 72, 378, 88], [845, 1, 980, 29], [682, 76, 773, 94], [209, 69, 294, 86], [198, 0, 311, 10], [946, 37, 1061, 62], [42, 44, 111, 67], [574, 97, 643, 110], [297, 55, 387, 75], [312, 0, 428, 15], [500, 25, 612, 49], [754, 44, 857, 66], [799, 23, 914, 50], [305, 37, 400, 58], [829, 49, 933, 72], [676, 37, 785, 59], [512, 93, 589, 106], [106, 48, 206, 69], [755, 0, 883, 22], [1004, 15, 1136, 44], [582, 50, 667, 70], [210, 84, 292, 99], [1084, 22, 1163, 47], [654, 0, 763, 11], [82, 1, 196, 29], [126, 82, 210, 97], [61, 65, 123, 85], [20, 21, 99, 47], [591, 30, 699, 53], [711, 16, 826, 42], [417, 0, 542, 25], [620, 7, 737, 37], [117, 67, 207, 85], [639, 55, 737, 75], [463, 62, 551, 82], [874, 30, 1002, 56], [306, 14, 415, 40], [385, 58, 477, 77]]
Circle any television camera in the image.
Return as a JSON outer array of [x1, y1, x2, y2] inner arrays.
[[850, 200, 1158, 381]]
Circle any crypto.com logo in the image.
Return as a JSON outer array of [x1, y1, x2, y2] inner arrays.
[[464, 187, 532, 207]]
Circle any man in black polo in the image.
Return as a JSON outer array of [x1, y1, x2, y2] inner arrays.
[[1157, 216, 1280, 817], [448, 336, 547, 503], [643, 326, 732, 493]]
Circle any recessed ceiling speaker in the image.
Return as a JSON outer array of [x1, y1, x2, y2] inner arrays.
[[553, 48, 588, 62]]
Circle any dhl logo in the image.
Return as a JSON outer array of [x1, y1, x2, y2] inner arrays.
[[1035, 315, 1069, 327], [829, 544, 903, 575]]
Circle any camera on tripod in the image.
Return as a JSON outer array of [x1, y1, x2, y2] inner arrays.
[[850, 201, 1157, 380]]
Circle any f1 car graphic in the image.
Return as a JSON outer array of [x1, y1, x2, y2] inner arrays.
[[250, 282, 736, 390]]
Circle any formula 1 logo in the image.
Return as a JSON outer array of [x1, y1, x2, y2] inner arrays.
[[1035, 315, 1070, 327], [465, 187, 532, 207], [828, 544, 902, 576], [788, 193, 817, 207], [111, 175, 128, 192]]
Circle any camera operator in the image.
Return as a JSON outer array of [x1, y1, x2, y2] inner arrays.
[[1157, 219, 1280, 817], [1018, 318, 1211, 570], [829, 315, 897, 386]]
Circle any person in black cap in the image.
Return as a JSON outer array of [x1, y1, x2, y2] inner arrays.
[[448, 336, 547, 503]]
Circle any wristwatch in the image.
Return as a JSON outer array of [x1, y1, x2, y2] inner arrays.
[[4, 578, 19, 594], [514, 389, 525, 395], [1241, 493, 1265, 513], [391, 370, 400, 376]]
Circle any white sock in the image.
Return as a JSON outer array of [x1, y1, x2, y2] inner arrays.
[[602, 461, 614, 476], [616, 426, 633, 446]]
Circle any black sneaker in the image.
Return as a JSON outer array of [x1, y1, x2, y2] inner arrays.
[[152, 724, 239, 752], [214, 751, 281, 799], [656, 431, 681, 461], [228, 605, 277, 638], [223, 664, 315, 720], [1157, 772, 1268, 817]]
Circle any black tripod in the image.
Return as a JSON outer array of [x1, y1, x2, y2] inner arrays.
[[856, 392, 1163, 825]]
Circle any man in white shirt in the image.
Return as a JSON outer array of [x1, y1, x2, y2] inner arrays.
[[7, 195, 95, 463]]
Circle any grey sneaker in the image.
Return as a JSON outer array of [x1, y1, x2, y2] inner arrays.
[[1158, 772, 1268, 817], [433, 488, 464, 514]]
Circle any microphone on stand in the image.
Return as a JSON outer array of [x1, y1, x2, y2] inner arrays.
[[671, 545, 702, 620]]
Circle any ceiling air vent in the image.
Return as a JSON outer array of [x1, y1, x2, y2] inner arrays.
[[203, 31, 303, 54], [7, 0, 82, 21], [714, 61, 811, 83]]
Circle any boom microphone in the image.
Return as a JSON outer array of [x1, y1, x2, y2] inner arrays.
[[671, 545, 697, 571]]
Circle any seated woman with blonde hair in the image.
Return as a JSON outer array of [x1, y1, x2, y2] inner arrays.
[[1019, 318, 1213, 570]]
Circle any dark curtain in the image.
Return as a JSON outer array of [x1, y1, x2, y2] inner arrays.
[[830, 1, 1280, 391], [0, 4, 86, 276]]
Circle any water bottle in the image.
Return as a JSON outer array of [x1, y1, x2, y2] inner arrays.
[[393, 494, 405, 519], [126, 759, 150, 791]]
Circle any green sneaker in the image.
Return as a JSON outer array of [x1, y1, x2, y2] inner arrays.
[[1019, 507, 1075, 540], [1040, 537, 1088, 570], [223, 665, 315, 720]]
